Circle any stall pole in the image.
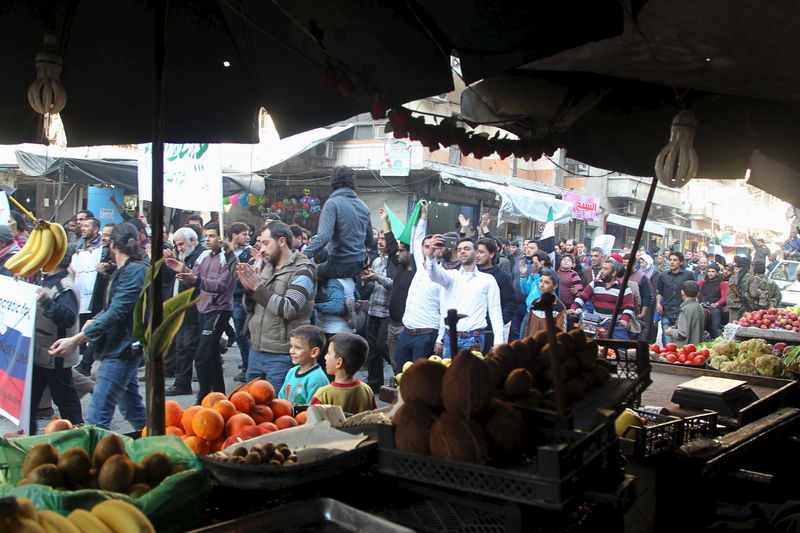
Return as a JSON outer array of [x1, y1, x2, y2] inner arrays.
[[53, 161, 64, 221], [608, 177, 658, 336], [146, 0, 168, 436]]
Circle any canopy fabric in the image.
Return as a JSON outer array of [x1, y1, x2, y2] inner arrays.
[[606, 213, 665, 236], [440, 172, 573, 226]]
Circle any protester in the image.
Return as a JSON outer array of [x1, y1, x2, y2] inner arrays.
[[0, 225, 20, 276], [49, 222, 147, 431], [656, 252, 696, 345], [568, 259, 635, 340], [749, 235, 771, 265], [228, 222, 253, 382], [9, 211, 29, 247], [238, 221, 317, 392], [751, 261, 782, 311], [582, 247, 605, 287], [311, 332, 376, 414], [77, 217, 102, 251], [726, 256, 754, 323], [665, 280, 704, 348], [476, 237, 516, 352], [315, 276, 356, 338], [386, 233, 414, 372], [698, 263, 728, 338], [29, 248, 84, 435], [524, 270, 566, 336], [556, 254, 583, 309]]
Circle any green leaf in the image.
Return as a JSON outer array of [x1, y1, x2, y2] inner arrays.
[[133, 258, 165, 352], [150, 290, 205, 357], [475, 132, 490, 139]]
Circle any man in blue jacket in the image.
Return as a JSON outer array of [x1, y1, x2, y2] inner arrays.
[[302, 166, 374, 284]]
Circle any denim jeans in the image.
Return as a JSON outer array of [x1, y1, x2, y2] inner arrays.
[[316, 260, 363, 286], [508, 302, 528, 342], [86, 355, 146, 430], [443, 333, 485, 358], [247, 349, 293, 393], [661, 315, 677, 345], [29, 358, 84, 435], [611, 325, 631, 340], [394, 331, 438, 371], [232, 300, 250, 369]]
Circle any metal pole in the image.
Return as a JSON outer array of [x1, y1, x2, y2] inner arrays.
[[53, 161, 64, 221], [608, 177, 659, 336], [146, 0, 168, 436]]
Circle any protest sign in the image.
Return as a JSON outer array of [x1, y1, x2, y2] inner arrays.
[[0, 276, 37, 429], [138, 143, 222, 212], [71, 248, 103, 314], [87, 186, 125, 225]]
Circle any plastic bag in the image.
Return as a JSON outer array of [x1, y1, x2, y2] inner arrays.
[[0, 426, 210, 533]]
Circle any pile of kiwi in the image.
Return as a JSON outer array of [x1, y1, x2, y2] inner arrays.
[[17, 435, 188, 497], [211, 442, 297, 466]]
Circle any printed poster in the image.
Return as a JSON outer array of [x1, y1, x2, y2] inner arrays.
[[0, 191, 9, 226], [380, 140, 411, 176], [137, 143, 222, 212], [71, 247, 103, 314], [0, 276, 37, 429], [87, 186, 125, 226], [562, 192, 601, 222]]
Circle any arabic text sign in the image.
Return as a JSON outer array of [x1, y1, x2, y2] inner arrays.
[[562, 192, 600, 222], [0, 276, 37, 429], [138, 143, 222, 211]]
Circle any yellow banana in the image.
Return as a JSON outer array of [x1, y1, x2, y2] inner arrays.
[[38, 510, 82, 533], [42, 223, 67, 273], [5, 226, 41, 272], [8, 516, 46, 533], [67, 509, 114, 533], [91, 500, 155, 533], [16, 498, 37, 520], [18, 225, 54, 277]]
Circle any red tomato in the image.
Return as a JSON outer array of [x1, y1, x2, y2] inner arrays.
[[694, 355, 707, 364], [666, 353, 678, 363], [682, 344, 696, 355], [677, 353, 687, 363], [699, 348, 710, 357], [650, 344, 661, 354], [665, 343, 678, 353]]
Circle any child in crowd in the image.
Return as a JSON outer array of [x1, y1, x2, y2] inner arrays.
[[311, 332, 376, 414], [665, 280, 704, 348], [279, 325, 331, 405]]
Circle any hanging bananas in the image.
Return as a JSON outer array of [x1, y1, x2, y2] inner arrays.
[[5, 220, 68, 277]]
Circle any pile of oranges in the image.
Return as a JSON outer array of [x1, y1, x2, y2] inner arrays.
[[143, 379, 308, 454]]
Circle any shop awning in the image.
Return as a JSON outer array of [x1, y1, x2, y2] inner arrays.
[[440, 172, 574, 225], [660, 222, 695, 234], [606, 213, 665, 236]]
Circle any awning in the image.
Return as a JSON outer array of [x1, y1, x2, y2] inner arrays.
[[440, 172, 574, 226], [606, 213, 665, 236], [660, 222, 694, 234]]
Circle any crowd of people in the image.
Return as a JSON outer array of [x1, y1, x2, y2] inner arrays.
[[0, 165, 788, 435]]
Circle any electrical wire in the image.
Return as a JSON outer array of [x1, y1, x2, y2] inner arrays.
[[544, 155, 617, 178]]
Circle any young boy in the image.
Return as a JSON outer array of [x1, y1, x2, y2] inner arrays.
[[311, 332, 376, 414], [665, 280, 704, 348], [279, 325, 331, 405]]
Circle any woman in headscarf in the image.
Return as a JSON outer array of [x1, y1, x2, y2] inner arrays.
[[726, 256, 753, 322], [638, 253, 656, 283]]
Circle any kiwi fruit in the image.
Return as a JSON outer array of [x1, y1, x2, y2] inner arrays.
[[244, 452, 261, 465], [98, 454, 134, 493], [128, 483, 152, 498], [142, 452, 172, 484], [27, 463, 64, 488], [22, 443, 59, 476], [171, 463, 189, 475], [504, 369, 534, 399], [92, 434, 126, 469], [85, 469, 100, 489], [132, 462, 148, 484], [57, 448, 91, 487]]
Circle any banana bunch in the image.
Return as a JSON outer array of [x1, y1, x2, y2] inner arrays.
[[0, 497, 155, 533], [5, 221, 68, 277]]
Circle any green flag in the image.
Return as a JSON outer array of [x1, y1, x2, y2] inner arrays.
[[384, 201, 423, 245]]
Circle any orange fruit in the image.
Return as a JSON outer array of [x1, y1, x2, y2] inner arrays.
[[275, 415, 298, 430], [201, 392, 227, 408], [165, 400, 183, 427], [251, 404, 274, 424], [141, 426, 148, 437], [295, 411, 307, 425], [182, 435, 210, 455], [181, 405, 202, 436], [258, 422, 278, 433], [225, 413, 255, 436], [249, 380, 275, 404], [191, 408, 225, 441], [166, 425, 184, 437], [270, 399, 293, 419], [230, 391, 255, 413], [212, 400, 236, 421]]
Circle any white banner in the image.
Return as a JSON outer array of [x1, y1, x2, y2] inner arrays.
[[593, 234, 616, 256], [0, 276, 37, 429], [71, 247, 103, 314], [0, 191, 10, 226], [138, 143, 222, 212]]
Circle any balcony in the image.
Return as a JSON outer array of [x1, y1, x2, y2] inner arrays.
[[606, 176, 682, 208]]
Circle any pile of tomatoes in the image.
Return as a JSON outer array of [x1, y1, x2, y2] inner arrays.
[[650, 343, 709, 365]]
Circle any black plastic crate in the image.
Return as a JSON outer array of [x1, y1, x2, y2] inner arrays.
[[680, 410, 719, 444], [378, 410, 622, 510], [619, 409, 683, 459]]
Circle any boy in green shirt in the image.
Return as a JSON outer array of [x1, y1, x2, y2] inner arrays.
[[312, 332, 376, 414], [279, 325, 331, 405]]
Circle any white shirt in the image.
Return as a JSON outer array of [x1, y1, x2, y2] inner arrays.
[[402, 218, 441, 330], [426, 256, 505, 346]]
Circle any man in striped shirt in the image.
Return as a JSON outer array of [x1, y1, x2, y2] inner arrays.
[[568, 259, 634, 340]]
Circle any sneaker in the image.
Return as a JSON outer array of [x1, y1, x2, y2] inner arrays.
[[165, 386, 192, 396], [233, 371, 247, 383]]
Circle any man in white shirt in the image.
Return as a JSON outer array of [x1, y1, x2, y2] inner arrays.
[[394, 201, 441, 369], [426, 235, 505, 358]]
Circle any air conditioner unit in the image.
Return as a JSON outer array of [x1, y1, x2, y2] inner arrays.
[[314, 141, 335, 159], [623, 201, 637, 215]]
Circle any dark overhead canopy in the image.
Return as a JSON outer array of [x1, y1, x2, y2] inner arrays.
[[461, 0, 800, 205], [0, 0, 622, 146]]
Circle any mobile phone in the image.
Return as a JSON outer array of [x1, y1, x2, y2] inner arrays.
[[443, 236, 458, 248]]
